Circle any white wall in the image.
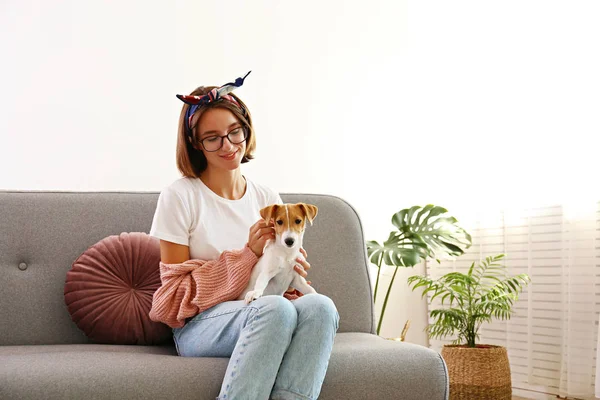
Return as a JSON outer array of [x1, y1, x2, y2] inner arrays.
[[2, 0, 599, 345]]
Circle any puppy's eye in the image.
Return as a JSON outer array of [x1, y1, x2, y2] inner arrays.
[[295, 219, 302, 224], [276, 220, 283, 225]]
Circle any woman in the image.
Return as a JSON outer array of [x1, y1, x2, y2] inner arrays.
[[148, 72, 340, 400]]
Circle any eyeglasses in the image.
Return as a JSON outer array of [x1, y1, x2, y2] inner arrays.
[[199, 127, 248, 152]]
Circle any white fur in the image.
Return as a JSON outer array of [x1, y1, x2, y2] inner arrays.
[[237, 225, 317, 304]]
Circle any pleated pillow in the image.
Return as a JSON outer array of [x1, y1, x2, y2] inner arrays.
[[64, 232, 171, 345]]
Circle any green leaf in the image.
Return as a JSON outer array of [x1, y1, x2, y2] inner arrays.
[[411, 252, 531, 346], [367, 232, 429, 268], [390, 205, 472, 262]]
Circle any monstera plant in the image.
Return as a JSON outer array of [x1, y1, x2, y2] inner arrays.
[[366, 205, 472, 336]]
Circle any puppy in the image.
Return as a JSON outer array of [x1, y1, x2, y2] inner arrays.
[[238, 203, 318, 304]]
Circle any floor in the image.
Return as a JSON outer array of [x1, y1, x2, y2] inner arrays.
[[512, 394, 598, 400]]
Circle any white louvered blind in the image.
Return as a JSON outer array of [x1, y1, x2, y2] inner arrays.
[[424, 201, 600, 398]]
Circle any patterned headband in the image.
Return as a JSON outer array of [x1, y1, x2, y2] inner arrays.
[[176, 71, 252, 143]]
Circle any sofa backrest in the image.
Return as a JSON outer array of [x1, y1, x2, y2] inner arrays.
[[0, 191, 376, 345]]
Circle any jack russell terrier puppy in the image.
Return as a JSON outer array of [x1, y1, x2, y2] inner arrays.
[[238, 203, 318, 304]]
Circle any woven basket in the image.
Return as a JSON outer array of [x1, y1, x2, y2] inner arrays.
[[441, 344, 511, 400]]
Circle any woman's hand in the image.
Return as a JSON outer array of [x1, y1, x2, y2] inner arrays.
[[294, 247, 311, 283], [286, 248, 311, 295], [247, 219, 275, 258]]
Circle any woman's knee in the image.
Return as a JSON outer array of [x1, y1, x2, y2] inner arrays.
[[298, 294, 340, 327], [252, 295, 298, 327]]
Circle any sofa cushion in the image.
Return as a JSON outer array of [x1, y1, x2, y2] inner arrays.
[[64, 232, 171, 345]]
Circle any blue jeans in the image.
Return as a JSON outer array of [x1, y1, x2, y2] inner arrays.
[[172, 293, 340, 400]]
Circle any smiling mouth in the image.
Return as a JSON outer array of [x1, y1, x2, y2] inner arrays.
[[220, 150, 237, 160]]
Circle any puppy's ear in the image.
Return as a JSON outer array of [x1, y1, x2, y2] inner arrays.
[[297, 203, 318, 226], [260, 204, 279, 223]]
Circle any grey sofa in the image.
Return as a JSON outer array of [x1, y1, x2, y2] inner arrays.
[[0, 190, 448, 400]]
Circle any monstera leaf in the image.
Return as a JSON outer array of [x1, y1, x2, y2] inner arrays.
[[367, 204, 473, 335], [366, 232, 428, 268], [367, 205, 472, 268], [391, 205, 472, 263]]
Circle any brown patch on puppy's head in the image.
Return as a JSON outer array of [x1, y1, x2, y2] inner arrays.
[[259, 203, 319, 248], [297, 203, 318, 226], [260, 204, 279, 224]]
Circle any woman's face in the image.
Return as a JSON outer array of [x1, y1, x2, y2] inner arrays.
[[196, 107, 247, 172]]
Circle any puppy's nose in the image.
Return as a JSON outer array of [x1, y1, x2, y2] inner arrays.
[[284, 238, 295, 247]]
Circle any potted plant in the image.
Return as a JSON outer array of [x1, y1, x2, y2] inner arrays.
[[408, 254, 531, 399], [366, 205, 472, 336]]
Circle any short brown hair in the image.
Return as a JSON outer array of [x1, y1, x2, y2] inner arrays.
[[176, 86, 256, 178]]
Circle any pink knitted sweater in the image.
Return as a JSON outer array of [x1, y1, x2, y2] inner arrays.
[[149, 245, 302, 328]]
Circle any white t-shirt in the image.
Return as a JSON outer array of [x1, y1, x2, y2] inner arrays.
[[149, 176, 282, 261]]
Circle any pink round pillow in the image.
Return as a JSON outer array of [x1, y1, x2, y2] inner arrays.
[[64, 232, 172, 345]]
